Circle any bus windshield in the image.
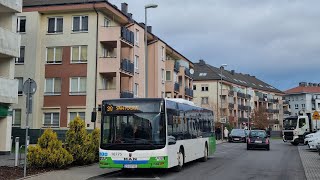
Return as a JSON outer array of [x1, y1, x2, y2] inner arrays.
[[283, 117, 298, 130], [101, 99, 166, 150]]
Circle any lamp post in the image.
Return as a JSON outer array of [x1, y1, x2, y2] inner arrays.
[[220, 64, 227, 140], [144, 4, 158, 98]]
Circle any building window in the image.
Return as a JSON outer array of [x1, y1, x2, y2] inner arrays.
[[302, 104, 305, 108], [104, 17, 110, 27], [72, 15, 88, 32], [48, 17, 63, 33], [295, 104, 299, 109], [12, 109, 21, 127], [15, 77, 23, 95], [46, 47, 63, 64], [134, 55, 139, 72], [166, 92, 172, 98], [134, 83, 139, 97], [201, 97, 209, 104], [69, 112, 85, 122], [17, 16, 26, 33], [43, 112, 60, 127], [135, 29, 139, 45], [193, 85, 196, 90], [201, 85, 209, 91], [161, 46, 165, 61], [166, 71, 171, 81], [161, 69, 165, 83], [45, 78, 61, 95], [70, 77, 86, 95], [71, 46, 87, 63], [15, 46, 25, 64]]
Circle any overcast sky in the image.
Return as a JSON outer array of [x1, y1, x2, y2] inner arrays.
[[110, 0, 320, 91]]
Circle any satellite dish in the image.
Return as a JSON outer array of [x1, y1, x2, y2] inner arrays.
[[189, 68, 194, 75]]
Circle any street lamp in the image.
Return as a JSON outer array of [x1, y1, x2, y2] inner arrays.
[[220, 64, 227, 140], [144, 4, 158, 98]]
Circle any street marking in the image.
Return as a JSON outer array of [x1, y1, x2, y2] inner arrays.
[[116, 177, 160, 180]]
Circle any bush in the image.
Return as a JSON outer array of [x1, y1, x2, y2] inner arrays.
[[65, 116, 100, 165], [27, 129, 73, 168]]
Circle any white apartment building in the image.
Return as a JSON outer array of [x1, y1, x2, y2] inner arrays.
[[0, 0, 21, 154]]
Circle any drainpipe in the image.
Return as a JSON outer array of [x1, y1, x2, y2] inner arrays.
[[92, 3, 99, 129]]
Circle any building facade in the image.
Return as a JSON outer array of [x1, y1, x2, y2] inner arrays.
[[0, 0, 21, 154], [193, 60, 284, 130], [284, 82, 320, 116], [12, 0, 193, 131]]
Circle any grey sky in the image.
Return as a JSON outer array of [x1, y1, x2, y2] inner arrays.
[[110, 0, 320, 91]]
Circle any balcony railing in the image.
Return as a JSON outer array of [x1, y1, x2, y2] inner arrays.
[[0, 77, 18, 104], [228, 103, 234, 109], [238, 117, 249, 123], [228, 90, 234, 96], [174, 62, 180, 73], [237, 92, 246, 98], [120, 59, 134, 74], [184, 87, 193, 97], [174, 82, 180, 92], [284, 110, 291, 115], [120, 27, 134, 45], [120, 91, 134, 98], [0, 27, 20, 58], [266, 109, 280, 114]]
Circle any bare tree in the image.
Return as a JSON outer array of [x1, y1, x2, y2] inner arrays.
[[251, 106, 269, 129]]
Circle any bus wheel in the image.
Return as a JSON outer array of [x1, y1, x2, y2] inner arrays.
[[173, 150, 184, 172], [200, 144, 208, 162]]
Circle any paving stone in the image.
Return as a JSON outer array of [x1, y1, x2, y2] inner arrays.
[[298, 145, 320, 180]]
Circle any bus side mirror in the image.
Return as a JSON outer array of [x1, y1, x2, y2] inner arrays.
[[91, 111, 97, 122]]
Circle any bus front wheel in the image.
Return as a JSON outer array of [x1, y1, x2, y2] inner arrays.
[[200, 144, 208, 162], [173, 149, 184, 172]]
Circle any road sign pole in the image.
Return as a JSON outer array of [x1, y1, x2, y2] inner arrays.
[[24, 79, 31, 177]]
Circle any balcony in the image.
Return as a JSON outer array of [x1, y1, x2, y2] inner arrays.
[[239, 117, 249, 123], [174, 82, 180, 92], [99, 26, 134, 46], [284, 110, 291, 115], [0, 0, 22, 12], [0, 77, 18, 104], [184, 87, 193, 97], [245, 94, 251, 99], [228, 90, 235, 96], [120, 91, 134, 98], [174, 62, 180, 73], [120, 59, 134, 75], [237, 92, 246, 98], [229, 103, 235, 109], [266, 109, 280, 114], [184, 68, 191, 77], [0, 27, 20, 58]]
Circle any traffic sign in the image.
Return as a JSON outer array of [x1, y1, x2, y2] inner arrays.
[[23, 79, 37, 95], [220, 117, 226, 123], [313, 111, 320, 120]]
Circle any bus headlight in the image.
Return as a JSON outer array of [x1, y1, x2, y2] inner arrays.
[[156, 156, 165, 161]]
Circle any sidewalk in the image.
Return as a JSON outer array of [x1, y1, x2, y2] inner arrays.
[[21, 163, 118, 180], [298, 145, 320, 180], [0, 153, 23, 167]]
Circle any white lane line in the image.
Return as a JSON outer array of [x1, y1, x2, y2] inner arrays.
[[117, 176, 160, 180]]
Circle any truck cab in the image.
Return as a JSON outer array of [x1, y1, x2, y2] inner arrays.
[[283, 115, 310, 145]]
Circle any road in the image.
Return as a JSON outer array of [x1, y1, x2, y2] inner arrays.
[[89, 140, 306, 180]]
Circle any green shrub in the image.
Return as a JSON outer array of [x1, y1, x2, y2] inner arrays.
[[66, 116, 100, 165], [27, 129, 73, 168]]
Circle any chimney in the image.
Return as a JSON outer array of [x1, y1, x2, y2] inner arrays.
[[147, 26, 152, 33], [231, 70, 235, 75], [299, 82, 307, 87], [199, 59, 205, 65], [309, 82, 313, 87], [313, 83, 317, 87], [318, 83, 320, 87], [121, 3, 128, 14], [220, 66, 225, 70]]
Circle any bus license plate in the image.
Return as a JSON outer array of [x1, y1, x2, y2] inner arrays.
[[124, 164, 137, 168]]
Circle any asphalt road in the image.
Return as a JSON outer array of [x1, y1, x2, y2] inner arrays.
[[89, 140, 306, 180]]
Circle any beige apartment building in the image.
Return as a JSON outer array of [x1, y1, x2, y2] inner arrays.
[[193, 60, 284, 130], [0, 0, 21, 154], [12, 0, 193, 131]]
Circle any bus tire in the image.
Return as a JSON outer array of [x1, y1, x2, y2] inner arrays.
[[173, 148, 184, 172], [200, 144, 208, 162]]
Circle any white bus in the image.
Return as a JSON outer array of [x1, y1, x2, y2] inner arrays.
[[99, 98, 216, 171]]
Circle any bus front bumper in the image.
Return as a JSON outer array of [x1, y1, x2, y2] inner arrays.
[[99, 156, 168, 169]]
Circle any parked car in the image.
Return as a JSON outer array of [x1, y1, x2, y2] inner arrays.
[[228, 129, 247, 143], [307, 136, 320, 150], [247, 130, 270, 151], [304, 130, 320, 145]]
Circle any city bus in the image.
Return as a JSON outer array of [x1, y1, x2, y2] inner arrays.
[[99, 98, 216, 171]]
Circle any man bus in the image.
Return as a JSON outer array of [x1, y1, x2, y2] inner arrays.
[[99, 98, 216, 171]]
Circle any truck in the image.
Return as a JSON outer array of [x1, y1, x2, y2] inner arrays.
[[282, 110, 320, 145]]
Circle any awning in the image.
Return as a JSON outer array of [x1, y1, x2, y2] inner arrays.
[[0, 104, 9, 117]]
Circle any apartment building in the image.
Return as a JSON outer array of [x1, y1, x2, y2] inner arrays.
[[0, 0, 21, 154], [284, 82, 320, 116], [12, 0, 193, 130], [193, 60, 284, 130]]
